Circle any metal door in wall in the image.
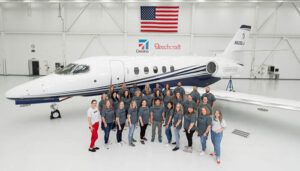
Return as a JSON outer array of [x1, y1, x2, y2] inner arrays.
[[110, 60, 125, 85]]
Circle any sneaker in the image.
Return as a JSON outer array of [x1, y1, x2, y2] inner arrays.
[[217, 159, 221, 164], [172, 147, 179, 151], [129, 143, 136, 147], [89, 148, 96, 152], [165, 143, 170, 147], [158, 140, 162, 143], [141, 140, 145, 145], [171, 142, 176, 145], [200, 151, 205, 156], [210, 153, 215, 156], [142, 137, 148, 141], [132, 138, 137, 143], [151, 139, 154, 142], [93, 147, 100, 150], [118, 142, 123, 146], [183, 147, 192, 153]]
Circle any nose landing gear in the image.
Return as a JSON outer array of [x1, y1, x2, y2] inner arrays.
[[50, 104, 61, 119]]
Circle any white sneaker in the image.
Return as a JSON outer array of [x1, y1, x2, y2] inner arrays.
[[200, 151, 205, 155], [165, 143, 170, 147], [118, 142, 123, 146]]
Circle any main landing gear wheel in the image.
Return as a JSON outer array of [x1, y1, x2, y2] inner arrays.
[[50, 104, 61, 120]]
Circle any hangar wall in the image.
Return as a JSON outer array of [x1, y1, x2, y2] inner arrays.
[[0, 2, 300, 79]]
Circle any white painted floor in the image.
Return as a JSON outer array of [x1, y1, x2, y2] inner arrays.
[[0, 76, 300, 171]]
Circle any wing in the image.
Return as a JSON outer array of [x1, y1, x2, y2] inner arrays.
[[183, 86, 300, 111]]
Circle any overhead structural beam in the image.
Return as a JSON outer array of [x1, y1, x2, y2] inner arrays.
[[78, 35, 97, 59], [254, 37, 283, 74], [99, 3, 123, 32], [285, 38, 300, 64], [96, 36, 110, 55], [66, 3, 90, 32], [256, 2, 282, 32], [78, 35, 110, 59], [291, 2, 300, 16]]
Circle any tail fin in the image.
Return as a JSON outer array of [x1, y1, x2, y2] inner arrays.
[[222, 25, 251, 58]]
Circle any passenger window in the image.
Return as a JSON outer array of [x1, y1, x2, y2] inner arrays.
[[170, 65, 175, 72], [153, 66, 158, 74], [134, 67, 139, 75], [144, 67, 149, 74], [162, 66, 167, 73]]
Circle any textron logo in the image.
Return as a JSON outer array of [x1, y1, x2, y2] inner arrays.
[[136, 39, 149, 53]]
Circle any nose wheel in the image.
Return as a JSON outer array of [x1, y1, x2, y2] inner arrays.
[[50, 104, 61, 119]]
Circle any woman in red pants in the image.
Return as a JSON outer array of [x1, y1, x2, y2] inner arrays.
[[87, 99, 101, 152]]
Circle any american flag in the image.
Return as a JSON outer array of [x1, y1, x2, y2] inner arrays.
[[140, 6, 179, 33]]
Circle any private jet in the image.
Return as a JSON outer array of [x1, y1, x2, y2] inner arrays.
[[6, 25, 300, 119]]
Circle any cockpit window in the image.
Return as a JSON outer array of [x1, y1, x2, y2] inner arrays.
[[72, 65, 89, 74], [55, 63, 77, 74], [55, 63, 89, 75]]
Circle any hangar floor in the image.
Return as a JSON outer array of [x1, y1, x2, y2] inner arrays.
[[0, 76, 300, 171]]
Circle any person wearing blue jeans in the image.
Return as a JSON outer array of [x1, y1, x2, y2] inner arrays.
[[172, 103, 183, 151], [101, 100, 115, 149], [196, 107, 212, 155], [127, 100, 138, 147], [211, 109, 227, 164], [164, 102, 174, 145]]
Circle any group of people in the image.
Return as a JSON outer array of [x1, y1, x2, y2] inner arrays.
[[86, 82, 227, 164]]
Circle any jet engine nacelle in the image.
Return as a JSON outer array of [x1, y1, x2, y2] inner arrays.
[[206, 59, 243, 77]]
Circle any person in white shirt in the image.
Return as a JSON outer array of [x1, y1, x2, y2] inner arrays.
[[210, 109, 227, 164], [87, 100, 101, 152]]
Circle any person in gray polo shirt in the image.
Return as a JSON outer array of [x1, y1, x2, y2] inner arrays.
[[183, 94, 198, 114], [198, 96, 212, 115], [197, 107, 212, 155], [139, 99, 150, 144], [150, 98, 165, 143], [183, 106, 197, 153], [127, 101, 138, 147], [101, 100, 115, 149], [201, 86, 216, 107], [116, 101, 127, 146], [173, 82, 185, 98], [164, 101, 174, 145], [190, 86, 201, 105], [142, 89, 153, 108], [172, 103, 184, 151]]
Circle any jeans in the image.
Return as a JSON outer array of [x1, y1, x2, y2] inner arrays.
[[211, 131, 223, 160], [185, 129, 195, 147], [103, 122, 113, 144], [152, 121, 162, 141], [140, 122, 148, 139], [128, 123, 136, 144], [116, 123, 125, 143], [200, 134, 208, 151], [165, 125, 172, 143], [174, 127, 181, 148]]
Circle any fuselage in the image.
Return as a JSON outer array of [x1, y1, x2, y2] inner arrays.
[[5, 55, 241, 105]]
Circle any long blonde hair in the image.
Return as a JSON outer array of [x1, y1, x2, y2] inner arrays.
[[175, 103, 183, 114], [130, 100, 137, 109]]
